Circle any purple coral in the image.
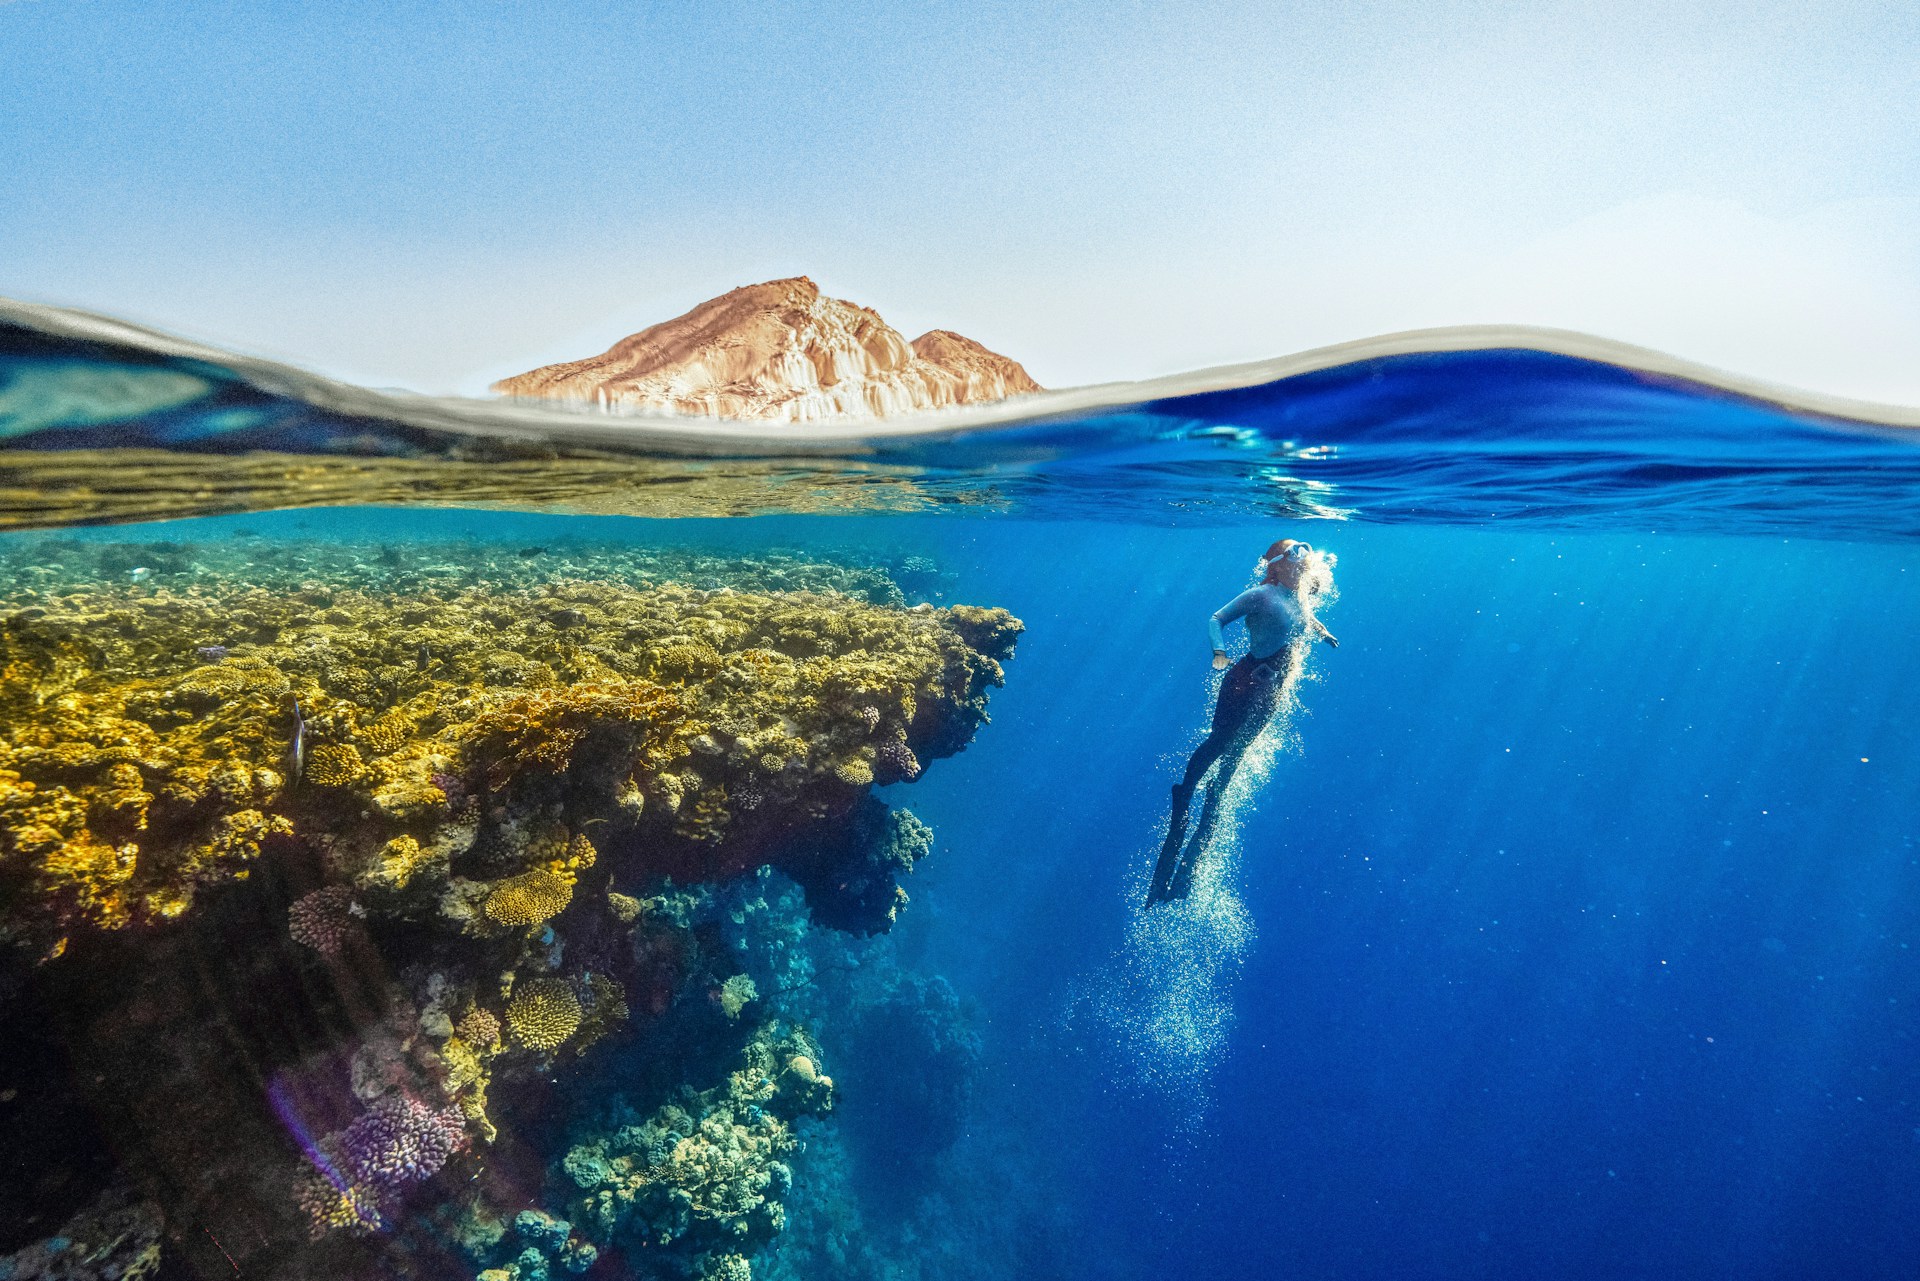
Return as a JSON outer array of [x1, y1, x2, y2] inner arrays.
[[859, 705, 881, 732], [289, 886, 356, 955], [429, 771, 470, 808], [335, 1093, 467, 1194], [874, 739, 921, 782]]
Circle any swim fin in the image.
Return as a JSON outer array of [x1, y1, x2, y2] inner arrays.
[[1146, 784, 1194, 907], [1167, 782, 1230, 901]]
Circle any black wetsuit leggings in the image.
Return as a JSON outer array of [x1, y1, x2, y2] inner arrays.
[[1150, 652, 1289, 902], [1184, 653, 1286, 788]]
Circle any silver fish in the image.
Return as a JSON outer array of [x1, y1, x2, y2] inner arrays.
[[288, 699, 306, 781]]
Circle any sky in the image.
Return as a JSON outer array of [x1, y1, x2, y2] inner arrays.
[[3, 0, 1919, 401]]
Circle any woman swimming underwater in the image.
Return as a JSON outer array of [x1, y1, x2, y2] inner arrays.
[[1145, 538, 1339, 907]]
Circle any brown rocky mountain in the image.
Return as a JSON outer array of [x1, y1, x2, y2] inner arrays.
[[490, 276, 1041, 422]]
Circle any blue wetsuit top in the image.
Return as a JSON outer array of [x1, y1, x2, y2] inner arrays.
[[1209, 584, 1307, 660]]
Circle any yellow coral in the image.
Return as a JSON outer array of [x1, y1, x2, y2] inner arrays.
[[354, 711, 416, 756], [468, 680, 685, 785], [304, 742, 365, 787], [506, 978, 581, 1051], [368, 834, 433, 890], [439, 1035, 498, 1142], [483, 868, 574, 927], [0, 562, 1020, 946]]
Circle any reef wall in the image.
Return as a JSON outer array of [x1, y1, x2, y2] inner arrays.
[[0, 536, 1022, 1281]]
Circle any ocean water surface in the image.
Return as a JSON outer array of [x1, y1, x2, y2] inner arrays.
[[0, 312, 1916, 1280]]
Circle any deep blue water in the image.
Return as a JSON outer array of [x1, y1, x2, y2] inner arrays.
[[2, 320, 1918, 1278], [895, 517, 1919, 1279]]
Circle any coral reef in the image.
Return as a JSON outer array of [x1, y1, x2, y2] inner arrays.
[[719, 974, 758, 1020], [0, 545, 1018, 952], [0, 537, 1021, 1281], [292, 1091, 468, 1237], [484, 869, 574, 927]]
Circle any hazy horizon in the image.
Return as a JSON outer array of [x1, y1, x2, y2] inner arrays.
[[5, 2, 1918, 403]]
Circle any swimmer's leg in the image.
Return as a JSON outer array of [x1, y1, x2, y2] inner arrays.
[[1169, 666, 1286, 900], [1167, 736, 1253, 901], [1146, 729, 1237, 905]]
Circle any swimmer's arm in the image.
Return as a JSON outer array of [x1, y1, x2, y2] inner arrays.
[[1209, 592, 1257, 665], [1299, 600, 1339, 648]]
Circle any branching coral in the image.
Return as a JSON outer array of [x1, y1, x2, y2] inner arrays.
[[288, 885, 357, 956], [457, 1007, 502, 1050], [293, 1092, 468, 1238], [507, 978, 583, 1052]]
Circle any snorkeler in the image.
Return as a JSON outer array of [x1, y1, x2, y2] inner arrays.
[[1145, 538, 1338, 907]]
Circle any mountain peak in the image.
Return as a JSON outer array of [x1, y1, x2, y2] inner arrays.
[[491, 279, 1039, 422]]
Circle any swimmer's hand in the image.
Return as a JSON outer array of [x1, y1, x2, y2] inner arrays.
[[1211, 650, 1230, 670], [1322, 632, 1339, 648]]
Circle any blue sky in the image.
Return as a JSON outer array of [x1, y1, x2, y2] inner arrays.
[[4, 1, 1918, 399]]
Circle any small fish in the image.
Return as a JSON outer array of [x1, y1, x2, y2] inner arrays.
[[288, 699, 307, 781], [195, 645, 229, 662], [128, 566, 152, 583]]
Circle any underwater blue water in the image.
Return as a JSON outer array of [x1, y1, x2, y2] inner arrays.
[[4, 319, 1919, 1278], [895, 517, 1919, 1280], [54, 504, 1911, 1279]]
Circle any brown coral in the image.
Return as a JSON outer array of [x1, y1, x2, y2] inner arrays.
[[288, 886, 356, 956], [468, 680, 686, 787], [506, 978, 582, 1051], [573, 973, 629, 1052], [456, 1007, 501, 1049]]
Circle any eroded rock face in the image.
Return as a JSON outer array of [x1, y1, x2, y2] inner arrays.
[[491, 277, 1041, 422]]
